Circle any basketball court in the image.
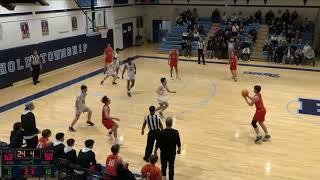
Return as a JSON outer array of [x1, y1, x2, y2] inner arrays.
[[0, 46, 319, 179]]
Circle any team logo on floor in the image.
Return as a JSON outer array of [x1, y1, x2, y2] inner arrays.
[[242, 71, 280, 78], [298, 98, 320, 116]]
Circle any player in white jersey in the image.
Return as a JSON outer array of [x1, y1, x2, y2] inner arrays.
[[101, 61, 118, 85], [155, 78, 176, 117], [69, 85, 94, 132], [114, 48, 121, 78], [122, 59, 136, 97]]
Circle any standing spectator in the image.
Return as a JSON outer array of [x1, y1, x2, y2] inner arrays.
[[30, 50, 42, 85], [193, 29, 200, 42], [265, 10, 275, 25], [38, 129, 52, 148], [21, 102, 39, 148], [141, 154, 162, 180], [207, 38, 214, 59], [154, 117, 181, 180], [211, 9, 220, 23], [197, 39, 205, 65], [266, 44, 274, 62], [141, 106, 163, 162], [53, 132, 65, 161], [185, 40, 192, 58], [64, 138, 77, 164], [192, 8, 198, 22], [9, 122, 24, 148], [254, 10, 262, 23]]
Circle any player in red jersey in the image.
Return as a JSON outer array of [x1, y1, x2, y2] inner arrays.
[[104, 43, 114, 74], [105, 144, 124, 179], [229, 51, 238, 81], [101, 96, 120, 144], [243, 85, 271, 143], [168, 47, 179, 80]]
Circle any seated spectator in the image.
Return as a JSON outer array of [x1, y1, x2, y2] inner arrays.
[[64, 138, 77, 164], [249, 29, 257, 43], [141, 154, 162, 180], [9, 122, 24, 148], [221, 12, 227, 24], [105, 144, 124, 178], [117, 163, 136, 180], [285, 46, 295, 64], [53, 132, 65, 160], [198, 25, 204, 35], [176, 16, 183, 27], [270, 33, 278, 45], [242, 47, 251, 61], [266, 44, 274, 62], [193, 29, 200, 42], [77, 139, 100, 172], [303, 44, 315, 66], [182, 31, 188, 41], [294, 48, 304, 65], [37, 129, 52, 148]]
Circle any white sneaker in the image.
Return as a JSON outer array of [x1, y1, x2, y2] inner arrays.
[[115, 138, 122, 145]]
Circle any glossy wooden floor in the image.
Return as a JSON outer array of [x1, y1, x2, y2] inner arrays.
[[0, 46, 319, 180]]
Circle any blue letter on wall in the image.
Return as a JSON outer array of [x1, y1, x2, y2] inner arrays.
[[298, 98, 320, 116]]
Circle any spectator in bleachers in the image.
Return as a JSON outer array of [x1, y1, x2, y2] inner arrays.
[[77, 139, 100, 172], [211, 8, 221, 23], [303, 44, 315, 66], [176, 16, 183, 27], [282, 10, 290, 24], [38, 129, 52, 148], [266, 43, 274, 62], [221, 12, 227, 24], [53, 132, 65, 160], [21, 102, 39, 148], [192, 8, 198, 22], [249, 28, 257, 43], [207, 37, 214, 59], [182, 31, 188, 40], [193, 29, 200, 42], [291, 11, 298, 23], [270, 33, 278, 45], [9, 122, 24, 148], [284, 46, 295, 64], [265, 10, 275, 25], [64, 138, 77, 164], [254, 10, 262, 23], [141, 154, 162, 180], [294, 47, 304, 65]]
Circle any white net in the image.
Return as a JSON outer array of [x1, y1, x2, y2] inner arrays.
[[98, 27, 108, 39]]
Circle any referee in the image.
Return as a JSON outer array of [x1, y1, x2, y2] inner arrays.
[[30, 50, 42, 85], [141, 106, 163, 162]]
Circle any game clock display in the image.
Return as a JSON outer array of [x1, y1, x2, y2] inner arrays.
[[1, 149, 55, 178]]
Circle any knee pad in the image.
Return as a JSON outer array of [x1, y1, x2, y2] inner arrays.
[[251, 120, 258, 128]]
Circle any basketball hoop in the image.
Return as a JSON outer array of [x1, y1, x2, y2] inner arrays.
[[98, 27, 108, 39]]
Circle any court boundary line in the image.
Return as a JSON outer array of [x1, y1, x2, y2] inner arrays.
[[139, 55, 320, 72], [0, 54, 318, 113]]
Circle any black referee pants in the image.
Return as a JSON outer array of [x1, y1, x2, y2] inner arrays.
[[31, 64, 40, 84], [198, 49, 205, 65], [144, 130, 159, 160]]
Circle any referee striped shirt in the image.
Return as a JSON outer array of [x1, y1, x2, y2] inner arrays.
[[144, 114, 161, 131]]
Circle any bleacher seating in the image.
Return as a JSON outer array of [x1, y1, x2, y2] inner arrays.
[[159, 17, 212, 53]]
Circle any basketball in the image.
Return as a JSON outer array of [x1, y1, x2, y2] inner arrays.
[[241, 89, 249, 97]]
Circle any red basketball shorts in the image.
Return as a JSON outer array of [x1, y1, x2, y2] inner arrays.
[[253, 109, 266, 122], [102, 119, 115, 129]]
